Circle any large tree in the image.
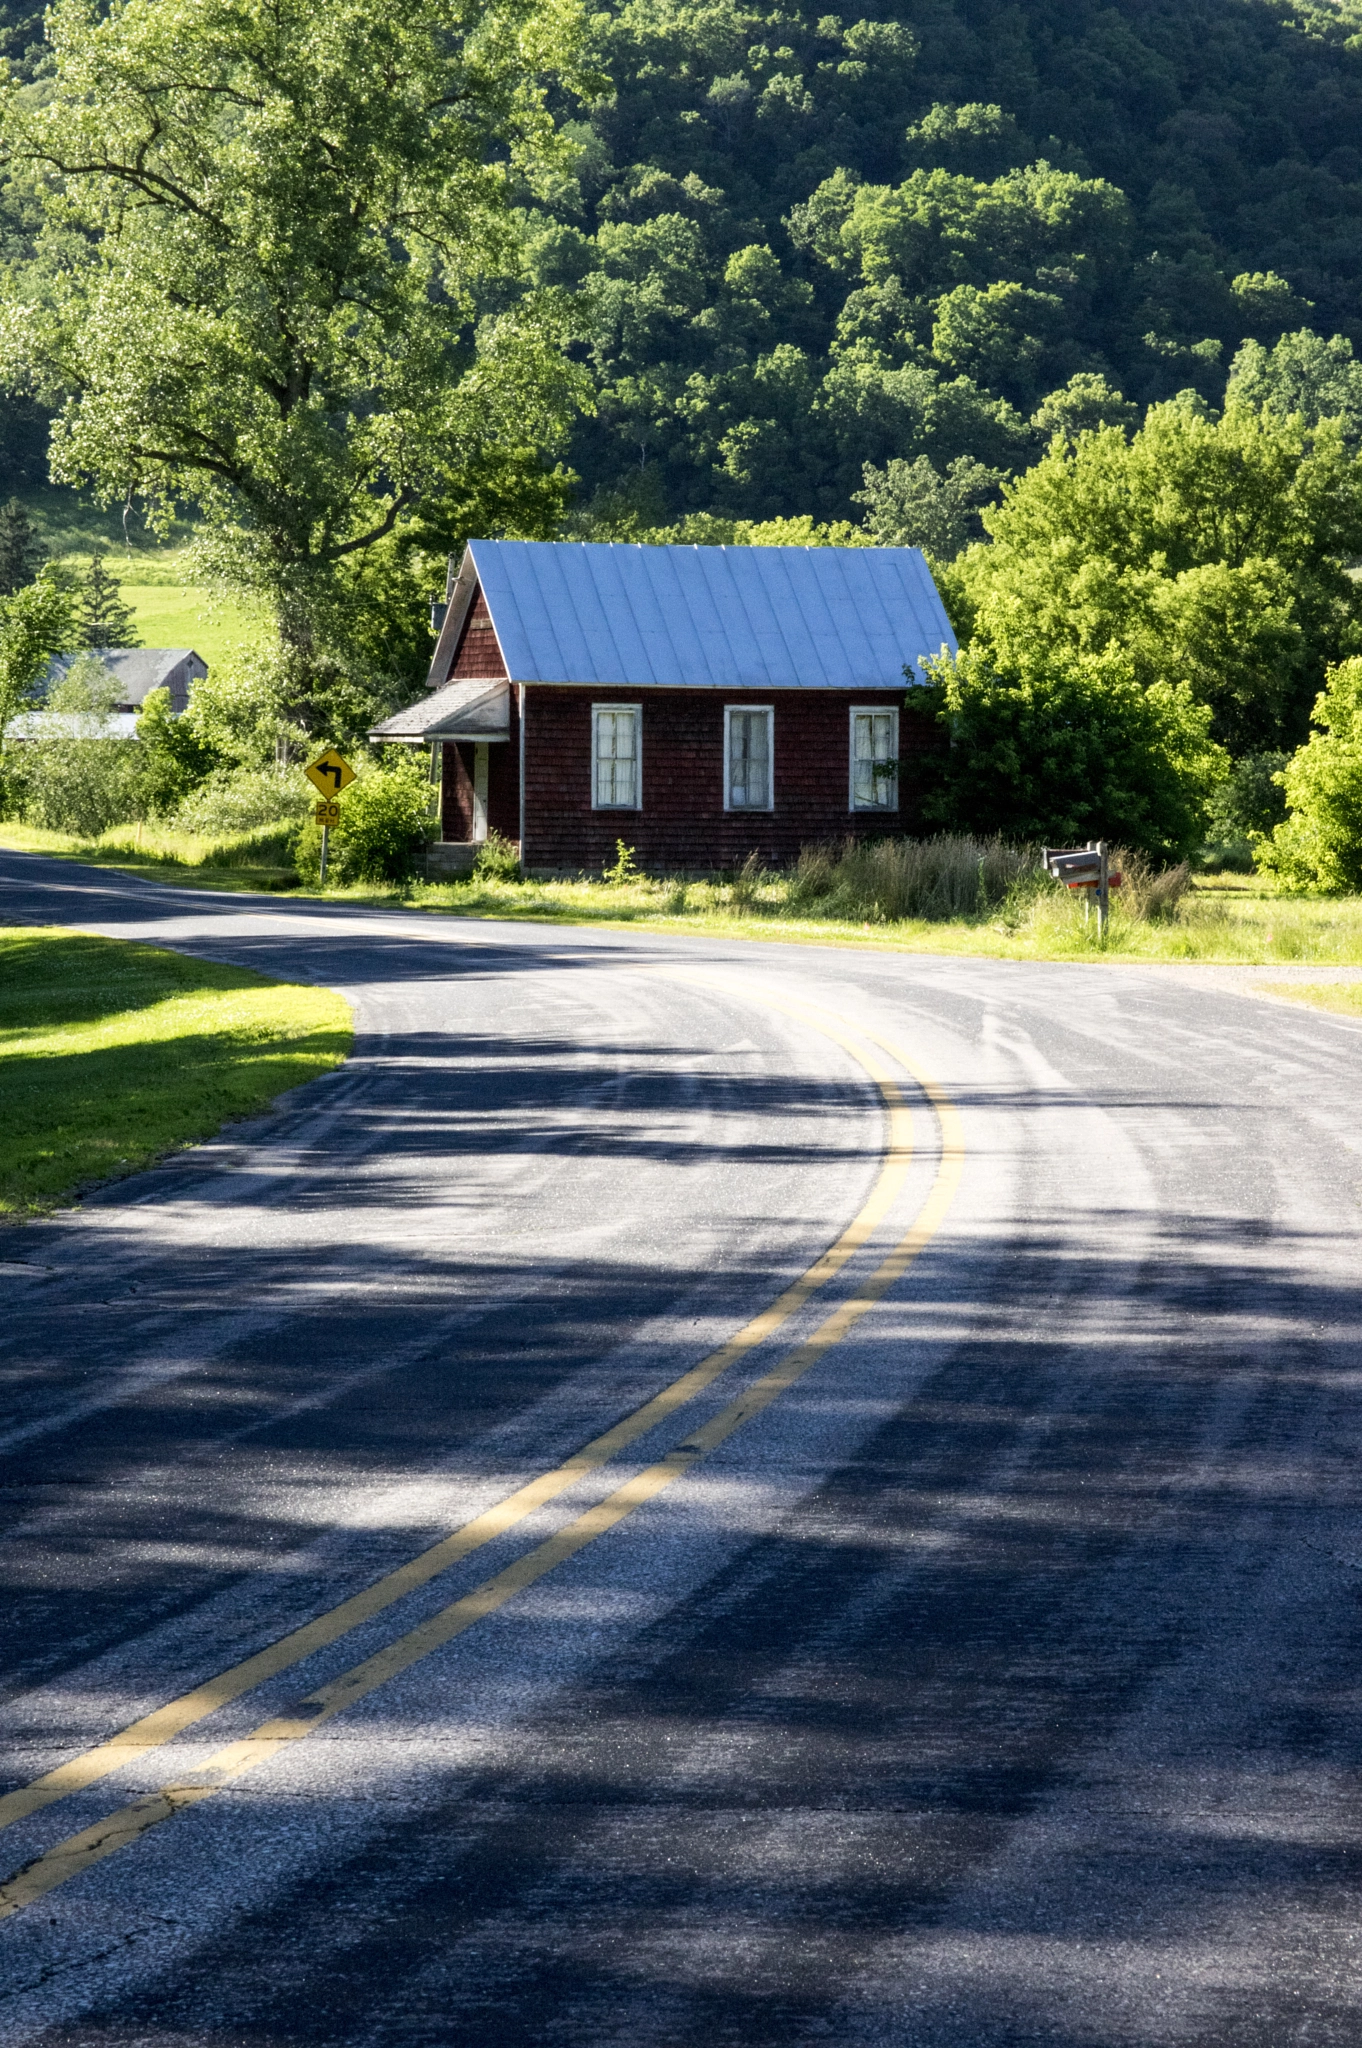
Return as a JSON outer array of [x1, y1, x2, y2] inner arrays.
[[0, 0, 591, 721], [944, 397, 1362, 755]]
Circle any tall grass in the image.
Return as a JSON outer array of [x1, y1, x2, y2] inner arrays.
[[790, 835, 1039, 922], [0, 818, 298, 873]]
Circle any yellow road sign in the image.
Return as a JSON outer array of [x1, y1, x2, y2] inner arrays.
[[313, 800, 341, 826], [305, 748, 356, 798]]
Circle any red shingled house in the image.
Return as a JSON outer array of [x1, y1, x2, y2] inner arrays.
[[370, 540, 957, 875]]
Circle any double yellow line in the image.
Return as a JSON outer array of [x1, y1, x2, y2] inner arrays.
[[0, 984, 962, 1920]]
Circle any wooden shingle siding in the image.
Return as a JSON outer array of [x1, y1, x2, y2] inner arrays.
[[450, 591, 508, 681], [521, 685, 939, 871]]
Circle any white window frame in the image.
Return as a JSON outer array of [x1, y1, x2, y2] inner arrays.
[[592, 702, 642, 810], [724, 704, 775, 812], [849, 705, 900, 813]]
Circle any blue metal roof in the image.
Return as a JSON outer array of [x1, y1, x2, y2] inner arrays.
[[460, 541, 956, 691]]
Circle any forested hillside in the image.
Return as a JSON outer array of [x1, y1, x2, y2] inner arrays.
[[520, 0, 1362, 526]]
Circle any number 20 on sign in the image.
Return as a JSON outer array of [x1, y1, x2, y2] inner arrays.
[[313, 801, 341, 826]]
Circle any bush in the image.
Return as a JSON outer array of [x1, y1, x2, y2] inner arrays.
[[18, 735, 145, 835], [17, 657, 148, 834], [473, 829, 522, 880], [924, 646, 1228, 862], [295, 756, 434, 884], [1255, 658, 1362, 892], [136, 687, 222, 816], [176, 765, 312, 834]]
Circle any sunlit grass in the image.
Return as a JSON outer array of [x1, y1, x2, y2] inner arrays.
[[1256, 981, 1362, 1017], [7, 823, 1362, 965], [0, 927, 351, 1215], [0, 819, 300, 891]]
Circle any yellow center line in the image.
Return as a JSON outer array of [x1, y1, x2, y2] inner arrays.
[[0, 999, 962, 1921], [0, 985, 909, 1845]]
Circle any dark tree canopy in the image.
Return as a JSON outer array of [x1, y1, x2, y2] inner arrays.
[[0, 492, 43, 593], [508, 0, 1362, 525]]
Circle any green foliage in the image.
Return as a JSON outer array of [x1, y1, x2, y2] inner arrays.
[[1201, 750, 1289, 870], [0, 569, 71, 751], [1226, 332, 1362, 446], [177, 650, 307, 773], [923, 646, 1227, 862], [295, 756, 434, 884], [14, 654, 145, 834], [473, 829, 522, 880], [540, 0, 1362, 525], [854, 453, 999, 557], [0, 495, 45, 595], [134, 686, 220, 817], [604, 838, 641, 884], [72, 548, 139, 650], [174, 766, 312, 836], [1256, 659, 1362, 893], [634, 511, 868, 545], [948, 399, 1362, 754], [0, 0, 593, 721]]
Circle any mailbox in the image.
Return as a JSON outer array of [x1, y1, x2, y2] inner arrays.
[[1043, 840, 1116, 933], [1043, 848, 1103, 886]]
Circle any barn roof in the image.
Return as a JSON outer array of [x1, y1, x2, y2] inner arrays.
[[426, 540, 956, 694], [39, 647, 207, 706]]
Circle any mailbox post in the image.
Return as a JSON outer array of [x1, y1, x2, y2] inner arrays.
[[1043, 839, 1113, 936]]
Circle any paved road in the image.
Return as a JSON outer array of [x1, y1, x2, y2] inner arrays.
[[2, 848, 1362, 2047]]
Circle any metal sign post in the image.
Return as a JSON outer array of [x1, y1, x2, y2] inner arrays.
[[304, 752, 356, 886], [313, 799, 342, 880]]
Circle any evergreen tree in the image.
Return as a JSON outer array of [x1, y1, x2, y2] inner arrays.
[[72, 549, 140, 650], [0, 495, 45, 595]]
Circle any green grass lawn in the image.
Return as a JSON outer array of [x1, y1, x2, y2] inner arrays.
[[0, 926, 351, 1216], [120, 583, 265, 670]]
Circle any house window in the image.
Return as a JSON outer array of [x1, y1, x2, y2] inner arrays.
[[725, 706, 774, 811], [850, 707, 899, 811], [593, 704, 641, 808]]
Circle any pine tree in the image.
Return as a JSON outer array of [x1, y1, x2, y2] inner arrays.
[[73, 548, 141, 650], [0, 497, 46, 595]]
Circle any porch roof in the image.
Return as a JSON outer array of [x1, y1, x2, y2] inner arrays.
[[370, 676, 510, 744]]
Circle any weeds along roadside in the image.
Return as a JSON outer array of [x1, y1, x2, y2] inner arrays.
[[6, 822, 1362, 967]]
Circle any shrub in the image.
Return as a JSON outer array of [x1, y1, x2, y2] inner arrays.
[[18, 656, 148, 834], [603, 839, 640, 885], [1255, 659, 1362, 892], [136, 687, 222, 816], [473, 829, 522, 881], [295, 756, 434, 884], [176, 764, 311, 834], [923, 646, 1228, 862]]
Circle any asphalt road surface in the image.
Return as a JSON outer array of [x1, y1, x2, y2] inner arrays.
[[2, 847, 1362, 2047]]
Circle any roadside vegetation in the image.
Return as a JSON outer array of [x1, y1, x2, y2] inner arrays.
[[8, 824, 1362, 975], [0, 927, 351, 1217]]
